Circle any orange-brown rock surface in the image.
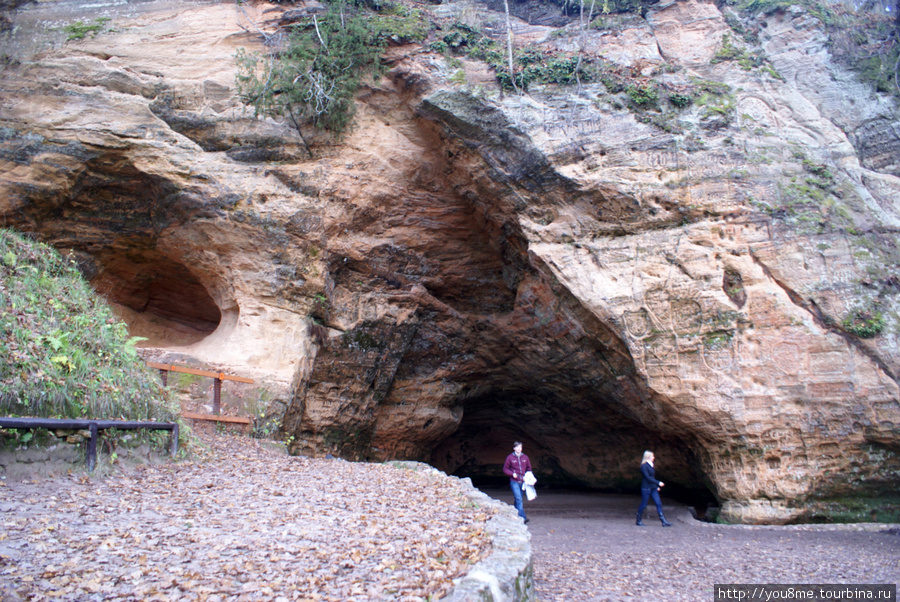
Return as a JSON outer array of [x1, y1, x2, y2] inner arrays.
[[1, 0, 898, 523]]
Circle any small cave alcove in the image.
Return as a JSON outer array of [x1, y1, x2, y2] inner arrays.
[[91, 252, 222, 347], [429, 388, 719, 517]]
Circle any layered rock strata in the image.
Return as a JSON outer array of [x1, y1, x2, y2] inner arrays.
[[1, 0, 898, 522]]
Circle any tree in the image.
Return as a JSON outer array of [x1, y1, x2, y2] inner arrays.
[[235, 0, 385, 150]]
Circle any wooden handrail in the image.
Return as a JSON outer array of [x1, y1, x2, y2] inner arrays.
[[147, 362, 255, 384], [181, 411, 251, 425], [0, 417, 178, 471]]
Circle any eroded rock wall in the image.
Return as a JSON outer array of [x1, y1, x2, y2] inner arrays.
[[1, 0, 898, 522]]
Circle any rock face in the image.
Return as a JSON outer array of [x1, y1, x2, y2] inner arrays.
[[1, 0, 898, 523]]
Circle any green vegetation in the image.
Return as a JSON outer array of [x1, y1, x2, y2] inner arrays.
[[247, 388, 280, 439], [236, 0, 429, 138], [711, 32, 784, 79], [371, 4, 430, 43], [736, 0, 837, 25], [342, 329, 381, 351], [503, 47, 587, 88], [842, 309, 885, 338], [436, 22, 609, 91], [543, 0, 657, 16], [233, 0, 737, 139], [175, 372, 203, 389], [311, 292, 330, 321], [764, 150, 862, 234], [844, 40, 900, 96], [804, 493, 900, 523], [703, 330, 734, 350], [692, 78, 732, 96], [0, 229, 177, 421], [669, 93, 693, 108], [589, 16, 610, 30], [626, 82, 659, 108], [691, 77, 737, 126], [801, 156, 834, 183], [711, 32, 748, 64], [63, 17, 111, 41]]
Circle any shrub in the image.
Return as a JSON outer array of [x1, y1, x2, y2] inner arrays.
[[236, 1, 387, 136], [842, 310, 885, 338], [802, 158, 834, 182], [542, 55, 584, 84], [669, 93, 693, 108], [626, 83, 659, 108], [711, 33, 743, 63], [429, 40, 448, 54]]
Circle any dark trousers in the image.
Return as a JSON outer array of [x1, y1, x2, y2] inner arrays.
[[510, 479, 527, 520], [637, 487, 664, 518]]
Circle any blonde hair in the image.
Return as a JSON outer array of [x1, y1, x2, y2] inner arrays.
[[641, 450, 654, 464]]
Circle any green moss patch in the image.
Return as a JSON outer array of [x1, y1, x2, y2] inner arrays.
[[803, 495, 900, 524]]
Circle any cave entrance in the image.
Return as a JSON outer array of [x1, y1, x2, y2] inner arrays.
[[91, 252, 221, 347], [429, 388, 718, 516]]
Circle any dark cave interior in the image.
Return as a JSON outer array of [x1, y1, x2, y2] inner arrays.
[[429, 388, 720, 515]]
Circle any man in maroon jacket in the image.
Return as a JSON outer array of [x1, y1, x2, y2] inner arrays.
[[503, 441, 532, 524]]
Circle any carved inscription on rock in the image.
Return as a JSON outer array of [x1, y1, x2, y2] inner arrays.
[[670, 298, 703, 333], [624, 307, 653, 339]]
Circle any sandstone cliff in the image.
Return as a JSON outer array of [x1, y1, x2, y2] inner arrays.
[[1, 0, 898, 523]]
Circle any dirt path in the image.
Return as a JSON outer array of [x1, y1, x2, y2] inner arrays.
[[0, 433, 494, 602], [485, 488, 900, 601]]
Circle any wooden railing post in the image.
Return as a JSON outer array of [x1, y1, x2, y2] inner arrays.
[[213, 377, 222, 415], [87, 422, 98, 472], [146, 363, 253, 417]]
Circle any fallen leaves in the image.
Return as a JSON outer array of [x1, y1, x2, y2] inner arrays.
[[0, 432, 495, 600]]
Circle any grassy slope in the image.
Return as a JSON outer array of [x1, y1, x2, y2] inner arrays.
[[0, 228, 177, 421]]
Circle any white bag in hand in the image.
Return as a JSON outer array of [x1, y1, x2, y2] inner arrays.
[[523, 471, 537, 500]]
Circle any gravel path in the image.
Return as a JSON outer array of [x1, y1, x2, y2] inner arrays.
[[485, 488, 900, 601], [0, 433, 494, 602]]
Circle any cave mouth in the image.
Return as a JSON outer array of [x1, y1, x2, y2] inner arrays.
[[91, 252, 221, 347], [429, 389, 719, 517]]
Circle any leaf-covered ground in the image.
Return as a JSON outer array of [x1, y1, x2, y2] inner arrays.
[[0, 432, 494, 601]]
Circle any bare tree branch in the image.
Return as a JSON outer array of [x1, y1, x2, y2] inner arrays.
[[503, 0, 519, 94], [285, 105, 314, 159], [575, 0, 596, 87], [303, 71, 337, 115], [235, 0, 277, 45], [313, 15, 328, 51]]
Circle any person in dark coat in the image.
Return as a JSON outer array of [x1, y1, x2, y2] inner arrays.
[[502, 441, 532, 524], [636, 450, 672, 527]]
